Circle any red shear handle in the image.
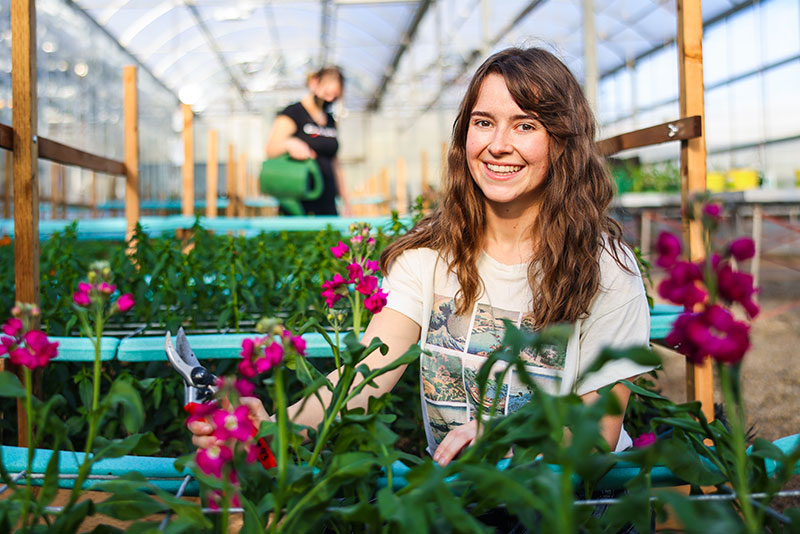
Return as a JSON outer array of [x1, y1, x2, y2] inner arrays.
[[255, 437, 277, 469]]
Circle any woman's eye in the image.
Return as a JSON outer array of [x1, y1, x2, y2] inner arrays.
[[518, 123, 536, 131], [473, 119, 491, 128]]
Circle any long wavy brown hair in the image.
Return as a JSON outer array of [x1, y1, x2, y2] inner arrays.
[[381, 47, 629, 327]]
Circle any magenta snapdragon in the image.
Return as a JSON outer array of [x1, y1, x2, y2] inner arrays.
[[0, 315, 59, 370]]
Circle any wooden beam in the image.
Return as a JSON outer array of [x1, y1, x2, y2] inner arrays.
[[677, 0, 713, 420], [124, 66, 139, 242], [90, 171, 98, 218], [0, 123, 126, 175], [182, 104, 194, 217], [226, 144, 235, 217], [597, 116, 702, 156], [11, 0, 38, 447], [2, 150, 10, 218], [50, 164, 59, 219], [206, 130, 218, 218]]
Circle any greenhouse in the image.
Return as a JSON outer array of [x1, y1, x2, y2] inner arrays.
[[1, 0, 800, 532]]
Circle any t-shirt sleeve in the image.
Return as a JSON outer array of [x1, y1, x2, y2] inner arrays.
[[575, 252, 654, 396], [381, 249, 424, 327]]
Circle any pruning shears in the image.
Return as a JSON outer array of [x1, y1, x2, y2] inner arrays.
[[164, 327, 277, 469], [164, 327, 218, 405]]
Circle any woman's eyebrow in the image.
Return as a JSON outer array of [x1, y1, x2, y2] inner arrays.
[[470, 110, 539, 121]]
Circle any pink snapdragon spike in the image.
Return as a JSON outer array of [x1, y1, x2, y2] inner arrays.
[[365, 259, 379, 274], [330, 241, 349, 258], [346, 262, 363, 283], [657, 261, 707, 308], [355, 275, 378, 296], [212, 406, 256, 442], [364, 288, 388, 314], [196, 443, 233, 479], [655, 232, 682, 269], [260, 341, 284, 370], [633, 432, 656, 448], [290, 335, 306, 356], [0, 336, 14, 355], [78, 282, 92, 293], [703, 203, 722, 221], [73, 290, 90, 307], [2, 318, 23, 338], [98, 282, 116, 295], [716, 264, 760, 318], [728, 237, 756, 262], [666, 305, 750, 364], [116, 293, 135, 313], [234, 378, 255, 397], [7, 330, 59, 370]]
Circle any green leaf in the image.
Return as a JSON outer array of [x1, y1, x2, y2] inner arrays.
[[94, 432, 160, 459], [580, 346, 661, 379], [107, 378, 145, 433], [0, 371, 25, 397], [96, 491, 168, 520]]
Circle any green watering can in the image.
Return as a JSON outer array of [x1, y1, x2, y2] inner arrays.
[[259, 154, 323, 215]]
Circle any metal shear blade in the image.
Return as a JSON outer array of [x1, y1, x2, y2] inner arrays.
[[165, 327, 218, 404]]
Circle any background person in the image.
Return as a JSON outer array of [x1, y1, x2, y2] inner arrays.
[[265, 66, 350, 216], [196, 47, 653, 467]]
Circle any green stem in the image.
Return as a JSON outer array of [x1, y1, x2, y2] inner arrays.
[[352, 292, 362, 339], [278, 476, 334, 533], [719, 364, 759, 533], [21, 367, 34, 529], [558, 467, 573, 534], [334, 326, 341, 379], [308, 368, 354, 468], [230, 255, 239, 333], [273, 365, 289, 528], [220, 478, 231, 534], [85, 308, 104, 456]]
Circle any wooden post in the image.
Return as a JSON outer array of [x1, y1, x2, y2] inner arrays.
[[237, 152, 246, 217], [2, 150, 11, 218], [11, 0, 39, 447], [123, 65, 139, 243], [90, 171, 98, 218], [182, 104, 194, 218], [640, 209, 653, 257], [380, 167, 390, 216], [677, 0, 712, 420], [396, 157, 407, 216], [206, 129, 218, 218], [227, 144, 235, 216]]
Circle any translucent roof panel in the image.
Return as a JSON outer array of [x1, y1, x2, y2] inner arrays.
[[72, 0, 747, 117], [73, 0, 422, 115]]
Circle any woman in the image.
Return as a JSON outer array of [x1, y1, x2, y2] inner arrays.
[[265, 66, 350, 215], [195, 47, 652, 466]]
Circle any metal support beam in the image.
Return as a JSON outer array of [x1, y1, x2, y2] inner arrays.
[[367, 0, 433, 111], [583, 0, 598, 114], [183, 1, 251, 111], [319, 0, 334, 66]]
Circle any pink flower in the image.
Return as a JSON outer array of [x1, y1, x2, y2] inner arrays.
[[0, 336, 15, 355], [655, 232, 682, 269], [2, 318, 23, 338], [116, 293, 134, 313], [10, 347, 37, 368], [350, 235, 363, 245], [290, 335, 306, 356], [657, 261, 707, 308], [196, 443, 233, 479], [330, 241, 349, 258], [322, 289, 343, 308], [728, 238, 756, 262], [78, 282, 93, 293], [234, 378, 255, 397], [23, 330, 58, 368], [666, 305, 750, 364], [98, 282, 116, 294], [716, 264, 759, 318], [263, 342, 284, 368], [184, 401, 219, 425], [355, 275, 378, 296], [322, 273, 348, 292], [364, 260, 379, 274], [238, 358, 257, 378], [633, 432, 656, 448], [241, 338, 255, 361], [346, 262, 363, 283], [212, 406, 255, 442], [364, 288, 388, 314], [703, 203, 722, 221], [73, 290, 90, 307]]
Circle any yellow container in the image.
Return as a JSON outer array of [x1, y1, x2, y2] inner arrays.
[[795, 169, 800, 187], [706, 171, 727, 193], [727, 168, 760, 191]]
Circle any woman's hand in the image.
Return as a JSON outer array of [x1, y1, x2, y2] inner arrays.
[[432, 419, 481, 467], [285, 137, 316, 160], [188, 396, 271, 449]]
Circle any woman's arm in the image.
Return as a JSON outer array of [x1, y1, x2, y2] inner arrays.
[[190, 308, 420, 448], [265, 114, 315, 160]]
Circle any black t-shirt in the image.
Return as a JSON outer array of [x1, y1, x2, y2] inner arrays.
[[279, 102, 339, 215]]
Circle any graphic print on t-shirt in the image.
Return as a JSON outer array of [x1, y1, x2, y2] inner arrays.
[[464, 355, 508, 417], [507, 368, 561, 413], [421, 350, 466, 403], [425, 400, 468, 445], [518, 313, 567, 370], [426, 295, 469, 351], [467, 304, 519, 356]]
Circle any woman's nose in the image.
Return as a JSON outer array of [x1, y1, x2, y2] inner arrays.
[[488, 129, 512, 155]]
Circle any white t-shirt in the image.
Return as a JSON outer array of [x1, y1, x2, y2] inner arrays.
[[382, 242, 652, 455]]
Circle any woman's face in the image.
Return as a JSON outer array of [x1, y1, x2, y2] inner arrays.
[[310, 74, 342, 104], [465, 73, 550, 211]]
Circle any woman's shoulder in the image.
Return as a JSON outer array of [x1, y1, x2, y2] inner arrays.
[[279, 102, 305, 119], [596, 237, 644, 291]]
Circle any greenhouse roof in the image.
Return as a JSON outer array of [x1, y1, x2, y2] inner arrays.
[[70, 0, 751, 116]]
